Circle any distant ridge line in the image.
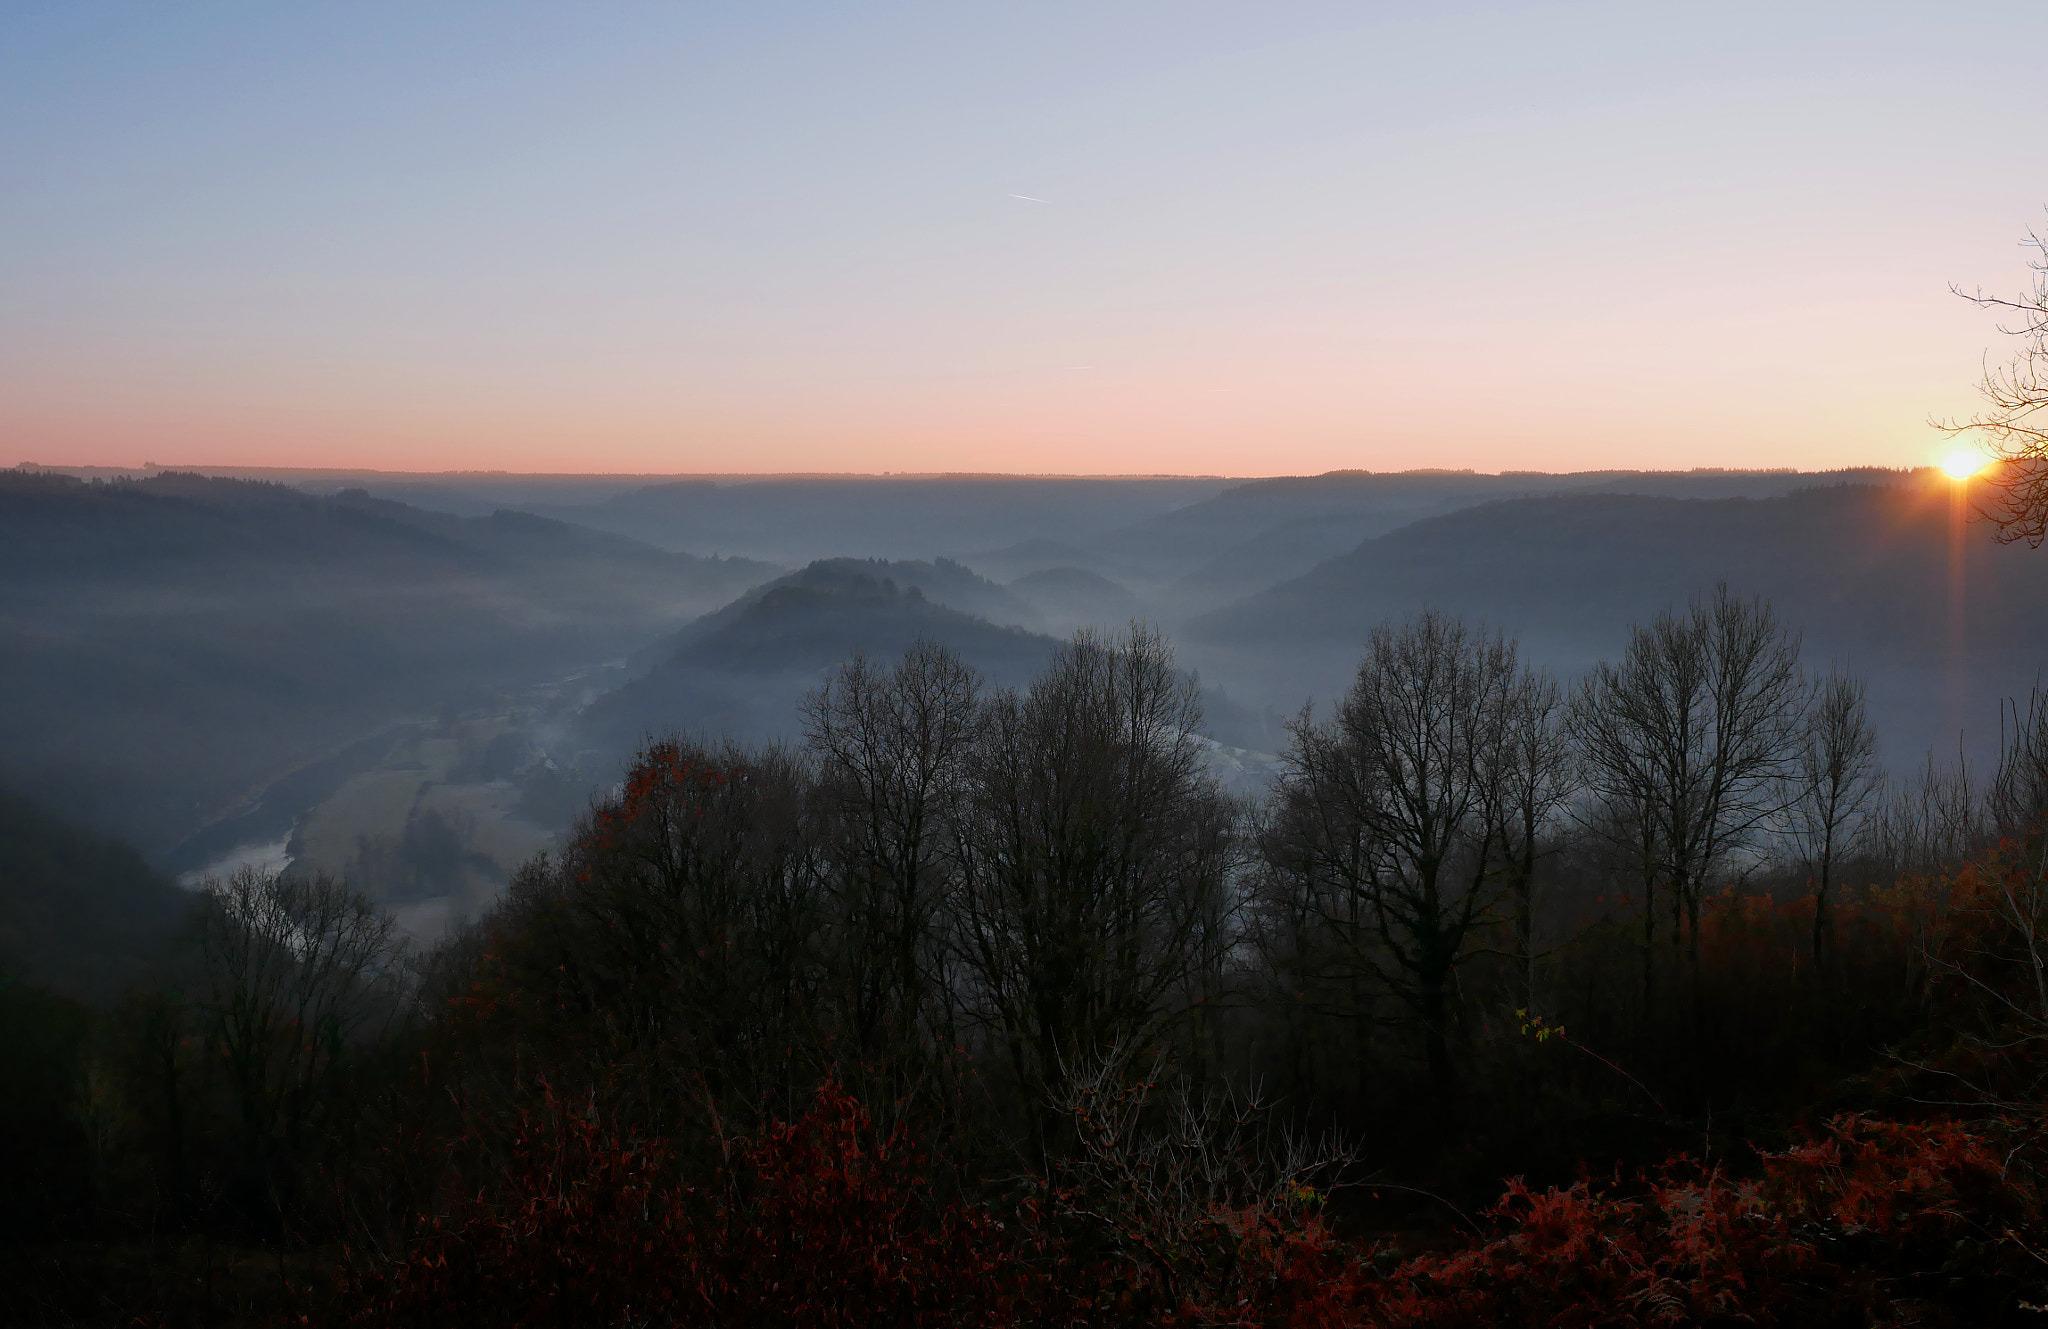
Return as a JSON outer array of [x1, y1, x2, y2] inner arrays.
[[10, 462, 1925, 484]]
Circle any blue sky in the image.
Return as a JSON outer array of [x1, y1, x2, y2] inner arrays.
[[4, 2, 2046, 474]]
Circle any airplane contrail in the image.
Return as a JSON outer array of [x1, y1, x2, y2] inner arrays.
[[1008, 193, 1049, 203]]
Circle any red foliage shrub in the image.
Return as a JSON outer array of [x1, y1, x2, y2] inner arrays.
[[324, 1081, 1018, 1328], [1173, 1202, 1370, 1328], [1027, 1186, 1370, 1328], [713, 1086, 1020, 1325], [1365, 1171, 1795, 1327], [1766, 1114, 2033, 1243], [311, 1074, 2048, 1327], [1363, 1113, 2046, 1328]]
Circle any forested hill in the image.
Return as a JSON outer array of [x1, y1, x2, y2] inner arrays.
[[1190, 479, 2027, 651], [521, 474, 1230, 566], [576, 562, 1062, 761], [0, 472, 778, 858], [1083, 466, 1907, 598], [0, 471, 773, 597], [655, 557, 1042, 646], [0, 788, 193, 1004], [1187, 478, 2048, 759]]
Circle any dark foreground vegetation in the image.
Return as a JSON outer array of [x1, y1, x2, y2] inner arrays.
[[11, 594, 2048, 1326]]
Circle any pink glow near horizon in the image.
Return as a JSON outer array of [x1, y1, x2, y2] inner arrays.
[[4, 4, 2046, 478]]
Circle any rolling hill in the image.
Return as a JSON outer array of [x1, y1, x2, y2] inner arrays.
[[0, 789, 195, 1004], [522, 475, 1230, 565], [1008, 567, 1145, 635], [1185, 477, 2048, 765], [1149, 468, 1913, 614], [576, 562, 1063, 763], [0, 471, 778, 858]]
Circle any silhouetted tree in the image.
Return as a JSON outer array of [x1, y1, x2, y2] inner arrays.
[[1264, 612, 1530, 1103], [947, 627, 1235, 1150], [1990, 687, 2048, 842], [803, 641, 981, 1078], [1571, 769, 1666, 1021], [1942, 219, 2048, 546], [489, 740, 828, 1116], [1571, 586, 1804, 992], [1872, 751, 1982, 884], [1494, 667, 1575, 1011], [1789, 671, 1881, 967], [197, 866, 405, 1227]]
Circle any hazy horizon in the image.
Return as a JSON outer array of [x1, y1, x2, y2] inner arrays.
[[0, 460, 1944, 482]]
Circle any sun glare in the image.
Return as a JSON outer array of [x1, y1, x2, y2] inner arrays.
[[1941, 449, 1984, 481]]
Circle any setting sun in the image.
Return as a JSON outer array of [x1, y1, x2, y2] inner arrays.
[[1941, 449, 1984, 480]]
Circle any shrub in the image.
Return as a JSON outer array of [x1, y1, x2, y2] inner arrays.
[[1365, 1113, 2046, 1328], [328, 1081, 1018, 1328]]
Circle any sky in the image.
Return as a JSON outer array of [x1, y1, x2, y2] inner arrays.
[[4, 1, 2048, 477]]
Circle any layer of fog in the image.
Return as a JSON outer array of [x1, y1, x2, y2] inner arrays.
[[10, 463, 2032, 942]]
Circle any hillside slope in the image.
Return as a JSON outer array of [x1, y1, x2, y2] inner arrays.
[[0, 790, 194, 1004], [1008, 567, 1144, 635], [526, 475, 1230, 565], [1186, 479, 2048, 762], [577, 564, 1061, 761], [0, 472, 778, 857], [1152, 468, 1912, 614]]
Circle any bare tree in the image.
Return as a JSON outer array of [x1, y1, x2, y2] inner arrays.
[[1244, 794, 1348, 1113], [1789, 670, 1882, 967], [1990, 686, 2048, 842], [947, 626, 1237, 1147], [1041, 1039, 1351, 1316], [513, 738, 828, 1110], [1899, 770, 2048, 1118], [1871, 750, 1983, 884], [1571, 585, 1805, 997], [803, 641, 981, 1069], [1493, 667, 1576, 1011], [198, 866, 405, 1224], [1572, 760, 1666, 1019], [1265, 612, 1526, 1100], [1939, 220, 2048, 546]]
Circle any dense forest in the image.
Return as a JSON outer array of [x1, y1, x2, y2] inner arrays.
[[10, 589, 2048, 1326]]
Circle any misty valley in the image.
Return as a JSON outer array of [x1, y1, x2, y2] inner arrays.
[[11, 462, 2048, 1326], [5, 464, 2015, 930]]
